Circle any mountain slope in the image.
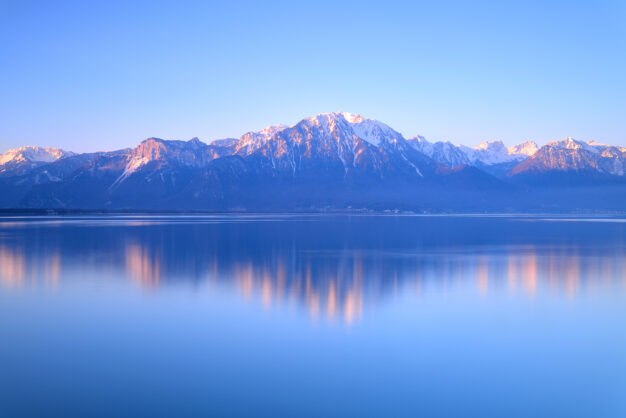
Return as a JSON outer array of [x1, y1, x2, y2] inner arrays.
[[408, 137, 539, 169], [2, 114, 625, 211], [508, 138, 626, 185], [0, 146, 75, 177]]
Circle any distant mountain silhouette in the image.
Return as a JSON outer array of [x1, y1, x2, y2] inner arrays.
[[1, 113, 625, 212]]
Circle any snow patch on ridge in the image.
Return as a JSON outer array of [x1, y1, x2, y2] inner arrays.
[[0, 146, 73, 166], [408, 137, 539, 167], [547, 137, 602, 154], [338, 112, 403, 146], [508, 141, 539, 157]]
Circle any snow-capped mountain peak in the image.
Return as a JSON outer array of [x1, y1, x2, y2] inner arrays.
[[297, 112, 403, 146], [508, 141, 539, 157], [407, 136, 472, 167], [339, 112, 366, 124], [547, 137, 582, 148], [306, 111, 365, 123], [260, 124, 288, 136], [547, 137, 600, 153], [349, 118, 403, 146], [0, 146, 73, 166], [337, 112, 403, 146], [475, 140, 505, 152], [234, 124, 289, 155], [585, 140, 626, 153], [3, 112, 626, 212], [407, 135, 434, 156], [469, 141, 517, 165], [408, 137, 539, 167]]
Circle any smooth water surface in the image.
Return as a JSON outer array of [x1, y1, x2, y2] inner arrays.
[[1, 215, 625, 417]]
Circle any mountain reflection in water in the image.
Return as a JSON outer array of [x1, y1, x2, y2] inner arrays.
[[1, 215, 625, 324]]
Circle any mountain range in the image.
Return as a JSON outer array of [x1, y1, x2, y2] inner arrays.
[[1, 112, 625, 212]]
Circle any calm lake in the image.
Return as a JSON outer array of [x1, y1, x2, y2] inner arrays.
[[0, 215, 625, 417]]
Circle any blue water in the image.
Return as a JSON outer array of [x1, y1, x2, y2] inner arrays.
[[0, 215, 625, 417]]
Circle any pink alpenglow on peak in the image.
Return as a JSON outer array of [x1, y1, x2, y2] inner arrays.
[[508, 141, 539, 157], [0, 146, 75, 176], [409, 137, 540, 167], [0, 146, 73, 166], [339, 112, 366, 124], [1, 111, 625, 211]]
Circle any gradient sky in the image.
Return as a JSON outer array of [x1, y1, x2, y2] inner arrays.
[[1, 0, 625, 153]]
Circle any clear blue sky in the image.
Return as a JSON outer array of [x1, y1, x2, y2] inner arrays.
[[1, 0, 625, 153]]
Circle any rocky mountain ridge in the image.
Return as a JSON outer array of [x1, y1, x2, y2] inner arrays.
[[1, 112, 624, 211]]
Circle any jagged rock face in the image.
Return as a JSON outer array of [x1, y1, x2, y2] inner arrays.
[[125, 138, 214, 172], [598, 147, 626, 176], [408, 138, 473, 167], [547, 137, 595, 152], [473, 141, 511, 163], [509, 138, 626, 178], [510, 147, 599, 174], [229, 112, 432, 182], [508, 141, 539, 157], [0, 146, 71, 165], [259, 113, 381, 176], [1, 114, 625, 210], [0, 146, 74, 177], [408, 137, 538, 168], [233, 125, 288, 156]]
